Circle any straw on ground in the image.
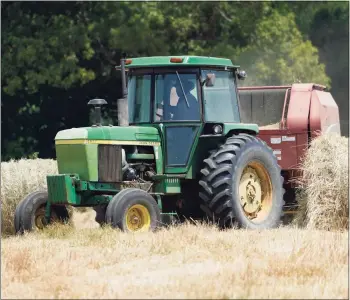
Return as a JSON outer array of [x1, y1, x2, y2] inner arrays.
[[1, 216, 348, 299]]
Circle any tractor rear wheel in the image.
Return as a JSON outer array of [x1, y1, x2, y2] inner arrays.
[[105, 188, 161, 232], [199, 133, 284, 229], [14, 191, 70, 234]]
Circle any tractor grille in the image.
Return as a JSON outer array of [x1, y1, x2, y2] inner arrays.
[[98, 144, 122, 182], [47, 175, 71, 204]]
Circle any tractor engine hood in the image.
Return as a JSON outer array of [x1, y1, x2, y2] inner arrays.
[[55, 125, 161, 145], [54, 125, 160, 181]]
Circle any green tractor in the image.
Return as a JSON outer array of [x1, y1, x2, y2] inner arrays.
[[14, 55, 285, 234]]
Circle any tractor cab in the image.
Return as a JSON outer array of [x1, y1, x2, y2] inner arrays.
[[125, 56, 245, 125], [124, 56, 251, 169]]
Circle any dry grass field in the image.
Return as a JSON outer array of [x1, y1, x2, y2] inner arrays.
[[1, 133, 349, 299], [1, 211, 348, 299]]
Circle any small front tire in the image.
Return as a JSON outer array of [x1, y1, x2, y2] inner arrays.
[[105, 188, 161, 232], [14, 191, 70, 234]]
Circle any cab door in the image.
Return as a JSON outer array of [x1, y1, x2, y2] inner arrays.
[[163, 123, 202, 174], [153, 69, 203, 174]]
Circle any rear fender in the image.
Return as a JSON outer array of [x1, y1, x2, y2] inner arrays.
[[223, 123, 259, 137]]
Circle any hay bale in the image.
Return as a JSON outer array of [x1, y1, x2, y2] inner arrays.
[[294, 133, 349, 231], [1, 159, 58, 236]]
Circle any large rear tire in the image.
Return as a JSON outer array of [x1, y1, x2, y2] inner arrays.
[[199, 134, 285, 229], [105, 188, 161, 232], [14, 191, 70, 234]]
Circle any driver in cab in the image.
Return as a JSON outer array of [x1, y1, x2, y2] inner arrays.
[[171, 80, 200, 121]]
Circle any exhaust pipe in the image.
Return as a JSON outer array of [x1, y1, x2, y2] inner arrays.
[[88, 98, 108, 127], [117, 53, 129, 126], [117, 99, 128, 126]]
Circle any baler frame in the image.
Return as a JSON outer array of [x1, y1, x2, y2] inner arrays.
[[238, 83, 341, 213]]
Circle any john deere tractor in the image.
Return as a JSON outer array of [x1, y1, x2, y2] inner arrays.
[[14, 55, 284, 234]]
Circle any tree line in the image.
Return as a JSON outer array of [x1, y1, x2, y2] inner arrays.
[[1, 1, 349, 160]]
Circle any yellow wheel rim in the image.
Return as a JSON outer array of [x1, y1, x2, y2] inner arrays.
[[239, 161, 273, 224], [126, 204, 151, 232], [34, 206, 58, 230]]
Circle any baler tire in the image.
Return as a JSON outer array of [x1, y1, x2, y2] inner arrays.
[[199, 133, 285, 229], [14, 191, 69, 234], [105, 188, 161, 232]]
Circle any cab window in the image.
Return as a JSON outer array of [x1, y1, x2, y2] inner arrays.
[[127, 75, 151, 123], [154, 73, 200, 122], [201, 70, 240, 122]]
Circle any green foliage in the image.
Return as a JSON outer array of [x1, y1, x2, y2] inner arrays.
[[236, 11, 331, 87], [28, 152, 39, 159], [1, 1, 334, 95], [1, 1, 348, 160], [1, 2, 96, 95]]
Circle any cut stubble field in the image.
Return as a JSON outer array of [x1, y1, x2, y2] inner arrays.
[[1, 133, 349, 299], [1, 210, 349, 299]]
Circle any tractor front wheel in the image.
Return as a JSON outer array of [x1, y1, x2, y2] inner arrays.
[[14, 191, 70, 234], [199, 134, 285, 229], [105, 188, 161, 232]]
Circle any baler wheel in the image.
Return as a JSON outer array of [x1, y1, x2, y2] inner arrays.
[[105, 188, 161, 232], [199, 133, 285, 229], [14, 191, 69, 234]]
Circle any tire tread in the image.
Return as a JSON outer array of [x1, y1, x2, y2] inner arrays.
[[199, 133, 285, 229]]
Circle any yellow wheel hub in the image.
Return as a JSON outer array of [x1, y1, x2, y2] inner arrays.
[[239, 162, 273, 223], [126, 204, 151, 232], [34, 206, 57, 230], [239, 167, 262, 214]]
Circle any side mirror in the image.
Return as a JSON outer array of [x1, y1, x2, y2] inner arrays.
[[205, 73, 216, 87], [237, 70, 247, 80]]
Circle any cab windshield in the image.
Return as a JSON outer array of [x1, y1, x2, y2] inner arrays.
[[154, 73, 200, 122], [127, 71, 200, 124]]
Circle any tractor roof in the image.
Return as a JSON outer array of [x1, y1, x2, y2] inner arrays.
[[125, 56, 239, 68]]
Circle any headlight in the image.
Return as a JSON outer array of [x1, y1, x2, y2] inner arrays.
[[213, 124, 223, 134]]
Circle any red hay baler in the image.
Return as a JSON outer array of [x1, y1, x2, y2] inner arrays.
[[238, 83, 341, 213]]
